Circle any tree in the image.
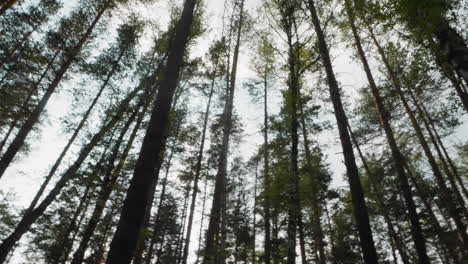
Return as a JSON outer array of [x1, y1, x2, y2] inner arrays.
[[105, 0, 199, 262], [306, 0, 379, 263]]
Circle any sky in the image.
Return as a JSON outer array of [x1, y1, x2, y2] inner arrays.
[[1, 0, 468, 263]]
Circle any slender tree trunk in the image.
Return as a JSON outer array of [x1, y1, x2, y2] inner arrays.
[[0, 88, 132, 263], [306, 1, 379, 263], [298, 97, 326, 264], [252, 162, 258, 264], [418, 100, 468, 200], [181, 63, 217, 264], [195, 174, 209, 264], [262, 58, 272, 264], [345, 3, 430, 262], [204, 1, 244, 262], [324, 202, 337, 264], [26, 50, 126, 213], [143, 154, 174, 264], [176, 185, 191, 264], [0, 0, 18, 17], [0, 4, 108, 179], [51, 182, 93, 264], [404, 162, 463, 263], [0, 24, 38, 69], [368, 25, 468, 250], [61, 187, 97, 264], [348, 125, 411, 264], [70, 106, 140, 264], [91, 207, 115, 264], [433, 18, 468, 87], [0, 50, 60, 154], [406, 85, 468, 211], [105, 0, 198, 262]]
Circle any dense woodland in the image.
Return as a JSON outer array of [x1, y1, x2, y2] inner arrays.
[[0, 0, 467, 263]]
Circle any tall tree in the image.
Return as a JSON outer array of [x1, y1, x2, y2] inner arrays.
[[306, 0, 379, 263], [105, 0, 199, 262], [203, 0, 245, 262], [0, 0, 116, 178]]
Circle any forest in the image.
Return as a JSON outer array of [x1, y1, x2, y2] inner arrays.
[[0, 0, 467, 263]]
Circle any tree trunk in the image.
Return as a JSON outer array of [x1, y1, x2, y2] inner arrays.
[[306, 1, 379, 263], [404, 162, 464, 263], [0, 50, 59, 154], [105, 0, 197, 261], [252, 162, 258, 264], [418, 100, 468, 200], [181, 62, 217, 264], [195, 174, 209, 264], [203, 1, 244, 262], [407, 86, 468, 202], [0, 87, 133, 263], [70, 105, 140, 264], [0, 4, 108, 179], [143, 145, 175, 264], [51, 181, 93, 264], [299, 97, 326, 264], [348, 125, 411, 264], [406, 85, 468, 210], [368, 25, 468, 250], [176, 184, 191, 264], [345, 3, 430, 262], [262, 55, 272, 264], [0, 23, 39, 69], [26, 49, 126, 213]]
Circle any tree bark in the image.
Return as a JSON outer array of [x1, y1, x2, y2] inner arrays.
[[0, 4, 108, 179], [195, 174, 209, 264], [306, 1, 379, 263], [143, 145, 175, 264]]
